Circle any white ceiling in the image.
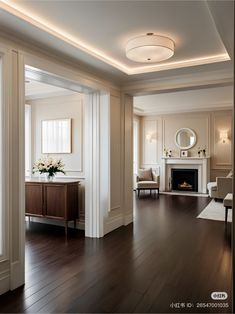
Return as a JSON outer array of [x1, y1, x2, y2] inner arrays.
[[0, 0, 233, 82], [25, 80, 76, 101], [134, 85, 233, 115]]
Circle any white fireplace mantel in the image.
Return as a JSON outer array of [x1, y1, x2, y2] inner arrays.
[[160, 157, 210, 193]]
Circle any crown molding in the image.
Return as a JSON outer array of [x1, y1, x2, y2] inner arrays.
[[134, 101, 232, 116], [122, 68, 233, 96]]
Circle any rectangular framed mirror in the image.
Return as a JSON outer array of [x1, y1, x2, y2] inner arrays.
[[42, 118, 72, 154]]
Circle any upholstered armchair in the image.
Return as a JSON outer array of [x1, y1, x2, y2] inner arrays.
[[207, 171, 233, 200], [136, 168, 160, 198]]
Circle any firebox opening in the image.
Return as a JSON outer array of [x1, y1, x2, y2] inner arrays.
[[171, 169, 198, 192]]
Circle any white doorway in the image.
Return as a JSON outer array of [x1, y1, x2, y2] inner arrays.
[[24, 64, 109, 238]]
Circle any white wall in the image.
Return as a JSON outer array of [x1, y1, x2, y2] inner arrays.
[[28, 92, 84, 178], [139, 110, 232, 182]]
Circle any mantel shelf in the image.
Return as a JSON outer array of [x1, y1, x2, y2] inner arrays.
[[162, 157, 210, 160]]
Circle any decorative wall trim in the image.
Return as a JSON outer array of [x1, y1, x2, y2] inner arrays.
[[162, 114, 210, 157], [29, 93, 84, 174], [140, 163, 160, 167], [216, 163, 232, 166], [0, 271, 10, 295], [142, 119, 158, 165], [10, 261, 24, 290], [63, 169, 83, 173], [104, 214, 123, 235], [110, 94, 121, 212], [134, 102, 233, 116], [0, 45, 11, 266], [123, 68, 233, 95], [140, 110, 232, 184], [211, 167, 231, 170], [110, 206, 121, 211], [123, 95, 134, 230], [124, 212, 133, 226], [211, 112, 232, 170]]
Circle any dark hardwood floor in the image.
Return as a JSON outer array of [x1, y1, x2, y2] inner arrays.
[[0, 194, 232, 313]]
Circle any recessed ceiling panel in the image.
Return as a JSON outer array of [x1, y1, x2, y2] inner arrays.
[[0, 0, 231, 75]]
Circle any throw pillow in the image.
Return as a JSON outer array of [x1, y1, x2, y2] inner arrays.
[[138, 168, 153, 181], [226, 170, 233, 178]]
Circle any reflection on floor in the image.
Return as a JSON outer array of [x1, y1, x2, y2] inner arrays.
[[0, 194, 232, 313]]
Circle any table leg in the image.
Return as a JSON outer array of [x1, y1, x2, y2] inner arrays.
[[225, 207, 228, 223], [65, 221, 68, 237]]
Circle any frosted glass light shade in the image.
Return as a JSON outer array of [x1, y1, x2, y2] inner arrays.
[[220, 130, 228, 143], [126, 34, 174, 63]]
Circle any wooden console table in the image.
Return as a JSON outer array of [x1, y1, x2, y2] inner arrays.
[[25, 179, 80, 236]]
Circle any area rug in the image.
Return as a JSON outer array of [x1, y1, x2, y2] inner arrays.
[[197, 199, 232, 222]]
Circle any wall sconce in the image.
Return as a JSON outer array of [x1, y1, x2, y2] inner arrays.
[[146, 132, 157, 143], [146, 133, 153, 142], [220, 130, 228, 143]]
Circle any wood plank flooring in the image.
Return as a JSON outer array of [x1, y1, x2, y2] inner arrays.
[[0, 194, 232, 313]]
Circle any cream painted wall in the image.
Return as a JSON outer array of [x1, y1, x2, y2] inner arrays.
[[139, 110, 232, 181], [123, 94, 134, 225], [28, 93, 84, 177]]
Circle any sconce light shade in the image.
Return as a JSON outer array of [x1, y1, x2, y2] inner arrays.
[[220, 130, 228, 143], [146, 133, 152, 142]]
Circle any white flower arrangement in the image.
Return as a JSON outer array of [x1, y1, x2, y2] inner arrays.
[[163, 147, 172, 158], [33, 156, 66, 178]]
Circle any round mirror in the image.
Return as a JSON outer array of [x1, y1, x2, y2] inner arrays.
[[175, 128, 196, 150]]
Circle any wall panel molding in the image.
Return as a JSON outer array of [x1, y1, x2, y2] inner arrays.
[[142, 119, 158, 166], [29, 93, 84, 175], [139, 110, 232, 182], [211, 112, 232, 170]]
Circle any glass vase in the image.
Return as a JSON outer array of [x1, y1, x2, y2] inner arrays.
[[46, 173, 55, 182]]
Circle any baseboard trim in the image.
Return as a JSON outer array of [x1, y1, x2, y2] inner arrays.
[[0, 270, 10, 295], [10, 261, 25, 290], [104, 214, 123, 235], [124, 212, 133, 225]]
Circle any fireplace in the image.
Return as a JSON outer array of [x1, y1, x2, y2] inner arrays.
[[171, 169, 198, 192]]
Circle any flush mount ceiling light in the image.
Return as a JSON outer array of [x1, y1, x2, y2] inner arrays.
[[126, 33, 175, 63]]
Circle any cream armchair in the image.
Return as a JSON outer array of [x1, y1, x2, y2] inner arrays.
[[136, 168, 160, 198], [207, 173, 233, 200]]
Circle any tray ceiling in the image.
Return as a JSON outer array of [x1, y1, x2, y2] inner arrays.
[[0, 0, 231, 77]]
